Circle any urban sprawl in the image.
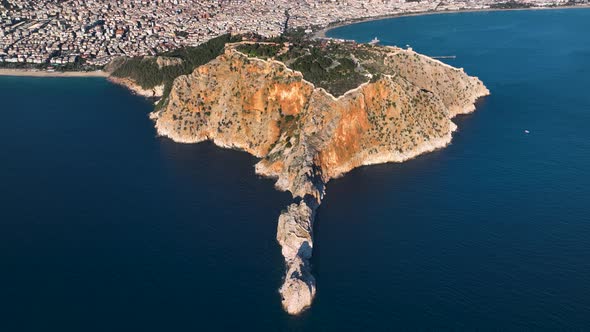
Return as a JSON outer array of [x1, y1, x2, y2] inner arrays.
[[0, 0, 586, 67]]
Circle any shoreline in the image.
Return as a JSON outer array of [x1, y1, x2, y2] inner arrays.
[[0, 68, 109, 78], [107, 76, 164, 100], [314, 5, 590, 39]]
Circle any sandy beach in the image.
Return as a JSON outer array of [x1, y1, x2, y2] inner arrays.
[[314, 5, 590, 39], [0, 68, 109, 78]]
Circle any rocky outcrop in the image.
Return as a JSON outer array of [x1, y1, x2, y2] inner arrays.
[[276, 196, 318, 314], [156, 56, 184, 69], [108, 76, 164, 99], [150, 45, 489, 315]]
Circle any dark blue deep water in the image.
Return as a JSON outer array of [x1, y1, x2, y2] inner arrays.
[[2, 8, 590, 331]]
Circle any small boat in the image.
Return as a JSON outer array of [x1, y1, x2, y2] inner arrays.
[[369, 37, 380, 45], [524, 130, 530, 134]]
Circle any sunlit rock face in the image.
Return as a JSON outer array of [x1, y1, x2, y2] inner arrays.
[[151, 45, 489, 315]]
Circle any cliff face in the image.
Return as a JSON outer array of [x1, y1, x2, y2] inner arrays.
[[151, 46, 489, 315]]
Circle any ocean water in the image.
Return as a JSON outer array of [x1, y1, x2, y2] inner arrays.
[[2, 8, 590, 331]]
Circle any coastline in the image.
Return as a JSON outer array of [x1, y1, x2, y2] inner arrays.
[[314, 5, 590, 39], [107, 76, 164, 100], [0, 68, 109, 78]]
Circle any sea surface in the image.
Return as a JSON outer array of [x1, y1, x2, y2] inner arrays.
[[2, 8, 590, 331]]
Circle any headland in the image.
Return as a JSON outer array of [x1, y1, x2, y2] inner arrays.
[[108, 35, 489, 314]]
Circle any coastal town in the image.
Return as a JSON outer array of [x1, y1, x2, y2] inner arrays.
[[0, 0, 587, 68]]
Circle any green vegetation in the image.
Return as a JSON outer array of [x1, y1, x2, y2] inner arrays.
[[110, 57, 164, 88], [237, 36, 378, 96], [289, 48, 367, 96], [284, 42, 378, 96], [111, 34, 240, 108], [236, 43, 281, 59], [112, 29, 398, 102], [271, 27, 308, 44], [112, 28, 379, 99]]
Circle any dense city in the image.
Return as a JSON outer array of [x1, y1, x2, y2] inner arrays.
[[0, 0, 586, 68]]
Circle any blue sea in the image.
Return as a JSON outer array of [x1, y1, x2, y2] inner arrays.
[[2, 8, 590, 331]]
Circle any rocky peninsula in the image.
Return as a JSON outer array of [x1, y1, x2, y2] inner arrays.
[[113, 37, 489, 315]]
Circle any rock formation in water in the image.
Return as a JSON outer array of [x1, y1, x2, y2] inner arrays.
[[148, 42, 489, 315]]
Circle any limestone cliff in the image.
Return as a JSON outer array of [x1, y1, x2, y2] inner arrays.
[[150, 44, 489, 315]]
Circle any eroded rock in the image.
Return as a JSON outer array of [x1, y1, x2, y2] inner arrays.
[[276, 197, 318, 314]]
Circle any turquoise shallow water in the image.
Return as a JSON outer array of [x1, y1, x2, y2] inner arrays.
[[1, 8, 590, 331]]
